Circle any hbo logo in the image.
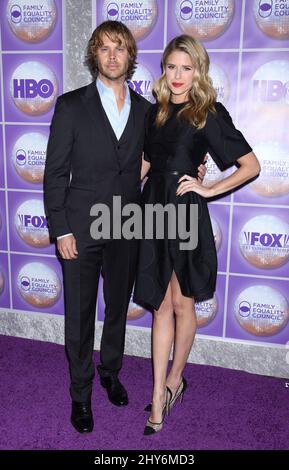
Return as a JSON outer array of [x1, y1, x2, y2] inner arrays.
[[253, 80, 289, 102], [13, 79, 54, 99]]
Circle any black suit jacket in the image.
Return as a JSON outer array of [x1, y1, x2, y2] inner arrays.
[[44, 81, 151, 240]]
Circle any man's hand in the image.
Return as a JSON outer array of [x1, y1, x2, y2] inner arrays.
[[197, 157, 208, 183], [57, 234, 78, 260]]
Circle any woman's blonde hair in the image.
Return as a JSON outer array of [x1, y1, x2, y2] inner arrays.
[[154, 35, 216, 128]]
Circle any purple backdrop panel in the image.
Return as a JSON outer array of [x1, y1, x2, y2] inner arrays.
[[96, 0, 165, 50], [196, 273, 226, 337], [0, 131, 4, 188], [0, 0, 63, 51], [235, 128, 289, 206], [243, 0, 289, 49], [2, 53, 63, 123], [0, 252, 10, 308], [230, 205, 289, 278], [97, 276, 152, 328], [11, 253, 64, 314], [203, 50, 239, 204], [226, 275, 289, 345], [208, 203, 230, 273], [208, 51, 239, 117], [237, 50, 289, 205], [233, 156, 289, 206], [6, 124, 49, 190], [0, 191, 8, 251], [167, 0, 242, 48], [238, 51, 289, 136], [0, 69, 2, 122], [8, 191, 55, 255], [129, 52, 162, 102]]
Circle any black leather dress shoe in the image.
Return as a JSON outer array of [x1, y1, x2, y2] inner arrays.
[[71, 401, 94, 433], [100, 376, 128, 406]]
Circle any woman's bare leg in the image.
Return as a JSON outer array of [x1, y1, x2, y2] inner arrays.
[[166, 271, 197, 396], [149, 282, 174, 423]]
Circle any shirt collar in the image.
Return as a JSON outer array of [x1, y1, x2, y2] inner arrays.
[[96, 78, 131, 105]]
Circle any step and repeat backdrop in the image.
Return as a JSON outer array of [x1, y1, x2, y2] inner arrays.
[[0, 0, 289, 347]]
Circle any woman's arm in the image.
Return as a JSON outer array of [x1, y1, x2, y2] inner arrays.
[[208, 151, 260, 197], [176, 151, 260, 198], [141, 154, 151, 180]]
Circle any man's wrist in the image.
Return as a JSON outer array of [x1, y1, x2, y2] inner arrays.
[[57, 233, 73, 240]]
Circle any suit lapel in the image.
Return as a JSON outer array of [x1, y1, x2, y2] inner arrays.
[[119, 87, 144, 168]]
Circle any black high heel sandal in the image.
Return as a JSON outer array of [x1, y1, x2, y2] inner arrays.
[[144, 378, 187, 413], [166, 377, 187, 415], [143, 389, 171, 436]]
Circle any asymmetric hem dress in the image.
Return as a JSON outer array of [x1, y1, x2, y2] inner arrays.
[[133, 101, 252, 310]]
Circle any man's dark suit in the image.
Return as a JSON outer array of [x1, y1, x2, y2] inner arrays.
[[44, 81, 151, 402]]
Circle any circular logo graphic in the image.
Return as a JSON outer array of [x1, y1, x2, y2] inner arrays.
[[195, 293, 218, 327], [175, 0, 235, 40], [0, 270, 4, 296], [102, 0, 158, 40], [209, 62, 230, 104], [12, 132, 47, 183], [250, 141, 289, 197], [127, 295, 146, 321], [7, 0, 57, 42], [203, 154, 226, 187], [238, 214, 289, 268], [211, 216, 222, 251], [15, 199, 50, 247], [250, 60, 289, 118], [99, 286, 146, 321], [234, 285, 289, 336], [253, 0, 289, 40], [128, 62, 154, 102], [17, 261, 61, 307], [10, 61, 58, 115]]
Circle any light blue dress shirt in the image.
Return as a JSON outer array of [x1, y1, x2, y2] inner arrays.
[[96, 78, 131, 140]]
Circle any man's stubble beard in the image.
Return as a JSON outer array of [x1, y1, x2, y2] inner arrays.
[[101, 71, 127, 82], [98, 62, 129, 83]]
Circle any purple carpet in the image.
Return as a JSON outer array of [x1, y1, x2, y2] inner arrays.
[[0, 334, 288, 450]]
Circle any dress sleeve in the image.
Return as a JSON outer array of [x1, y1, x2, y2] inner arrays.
[[205, 102, 252, 170]]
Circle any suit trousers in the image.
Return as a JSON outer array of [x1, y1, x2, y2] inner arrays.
[[61, 237, 138, 402]]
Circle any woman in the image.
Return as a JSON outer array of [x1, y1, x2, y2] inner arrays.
[[133, 35, 260, 435]]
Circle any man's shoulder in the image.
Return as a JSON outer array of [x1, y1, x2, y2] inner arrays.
[[129, 87, 153, 111], [57, 83, 92, 105]]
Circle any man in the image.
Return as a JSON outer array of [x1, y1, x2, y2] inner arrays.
[[44, 21, 206, 434]]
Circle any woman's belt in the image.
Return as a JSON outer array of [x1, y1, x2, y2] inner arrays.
[[150, 169, 197, 177]]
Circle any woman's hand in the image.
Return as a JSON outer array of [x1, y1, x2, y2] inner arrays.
[[176, 174, 214, 198], [197, 158, 208, 183], [177, 152, 260, 199], [141, 154, 151, 180]]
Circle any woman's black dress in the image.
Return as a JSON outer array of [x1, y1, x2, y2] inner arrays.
[[133, 101, 252, 310]]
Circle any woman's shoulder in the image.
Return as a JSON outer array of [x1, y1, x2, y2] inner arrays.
[[214, 101, 230, 116], [145, 102, 158, 122], [206, 101, 231, 125], [208, 101, 227, 117]]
